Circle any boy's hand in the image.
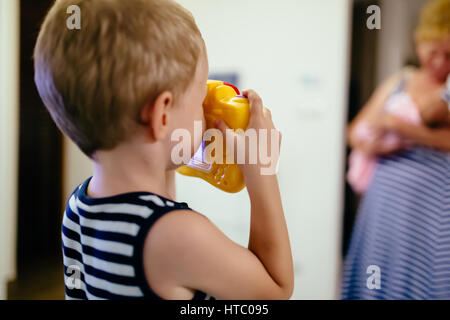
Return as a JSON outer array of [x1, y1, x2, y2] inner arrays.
[[146, 91, 293, 300], [214, 89, 282, 182]]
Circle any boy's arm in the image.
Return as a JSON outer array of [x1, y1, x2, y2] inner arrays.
[[213, 89, 293, 296], [245, 173, 294, 296], [144, 207, 292, 300], [143, 90, 294, 300]]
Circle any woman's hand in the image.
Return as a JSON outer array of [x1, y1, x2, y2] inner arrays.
[[372, 113, 404, 132], [349, 113, 407, 156], [352, 132, 406, 156]]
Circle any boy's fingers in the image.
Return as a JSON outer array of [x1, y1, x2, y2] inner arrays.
[[242, 89, 263, 116], [263, 107, 271, 119]]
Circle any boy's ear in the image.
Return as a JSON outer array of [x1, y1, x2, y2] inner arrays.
[[141, 91, 173, 141]]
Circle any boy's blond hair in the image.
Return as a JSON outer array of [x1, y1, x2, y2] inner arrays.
[[34, 0, 204, 157]]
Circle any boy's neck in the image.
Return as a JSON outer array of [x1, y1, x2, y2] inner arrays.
[[87, 140, 172, 200]]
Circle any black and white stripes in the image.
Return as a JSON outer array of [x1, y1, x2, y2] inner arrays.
[[342, 146, 450, 299], [62, 177, 214, 300]]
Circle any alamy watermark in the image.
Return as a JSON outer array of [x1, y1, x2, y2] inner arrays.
[[66, 5, 81, 30], [366, 5, 381, 30], [65, 265, 82, 290], [171, 121, 281, 176], [66, 4, 380, 31], [366, 265, 381, 290]]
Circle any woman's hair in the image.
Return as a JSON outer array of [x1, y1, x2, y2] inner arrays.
[[415, 0, 450, 42], [34, 0, 205, 157]]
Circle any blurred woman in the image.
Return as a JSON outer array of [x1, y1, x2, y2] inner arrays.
[[342, 0, 450, 299]]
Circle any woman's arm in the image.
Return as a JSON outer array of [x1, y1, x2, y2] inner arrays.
[[348, 69, 407, 149], [382, 114, 450, 151]]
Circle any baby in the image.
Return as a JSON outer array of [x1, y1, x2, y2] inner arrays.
[[347, 87, 449, 194]]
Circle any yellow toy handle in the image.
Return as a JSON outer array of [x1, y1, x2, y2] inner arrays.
[[176, 80, 250, 193]]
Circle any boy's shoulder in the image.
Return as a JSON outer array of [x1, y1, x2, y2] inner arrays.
[[140, 205, 216, 293], [66, 177, 195, 221]]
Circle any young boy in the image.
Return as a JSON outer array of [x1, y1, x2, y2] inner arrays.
[[34, 0, 293, 300]]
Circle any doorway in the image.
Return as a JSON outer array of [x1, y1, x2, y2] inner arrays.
[[8, 0, 64, 299]]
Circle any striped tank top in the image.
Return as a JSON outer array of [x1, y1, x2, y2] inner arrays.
[[62, 177, 215, 300]]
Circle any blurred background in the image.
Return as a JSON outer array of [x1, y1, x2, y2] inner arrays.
[[0, 0, 428, 299]]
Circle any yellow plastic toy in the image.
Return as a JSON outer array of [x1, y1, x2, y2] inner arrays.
[[176, 80, 250, 193]]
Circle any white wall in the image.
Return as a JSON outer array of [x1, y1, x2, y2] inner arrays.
[[0, 0, 20, 300], [176, 0, 351, 299]]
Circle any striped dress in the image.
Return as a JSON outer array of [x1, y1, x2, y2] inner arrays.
[[62, 177, 215, 300], [342, 144, 450, 299]]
